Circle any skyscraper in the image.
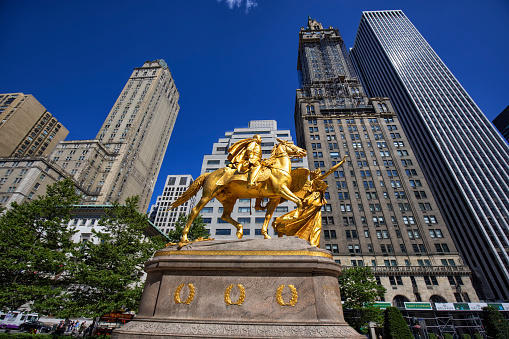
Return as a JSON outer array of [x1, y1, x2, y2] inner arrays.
[[50, 60, 180, 212], [493, 106, 509, 144], [294, 17, 477, 304], [350, 10, 509, 301], [149, 174, 196, 234], [0, 93, 68, 157]]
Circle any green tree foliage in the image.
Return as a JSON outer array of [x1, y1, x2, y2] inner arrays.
[[481, 306, 509, 339], [474, 334, 483, 339], [383, 306, 413, 339], [462, 334, 472, 339], [444, 334, 453, 339], [44, 197, 166, 318], [0, 179, 81, 312], [428, 334, 438, 339], [167, 214, 210, 243], [338, 266, 386, 332]]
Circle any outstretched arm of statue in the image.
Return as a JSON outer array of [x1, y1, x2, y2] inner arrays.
[[317, 155, 348, 180]]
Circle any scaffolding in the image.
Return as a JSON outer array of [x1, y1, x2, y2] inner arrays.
[[400, 310, 489, 338]]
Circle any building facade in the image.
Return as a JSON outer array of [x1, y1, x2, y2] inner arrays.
[[0, 93, 68, 157], [67, 205, 168, 244], [493, 106, 509, 144], [350, 10, 509, 301], [0, 157, 85, 208], [198, 120, 308, 239], [50, 60, 180, 212], [148, 175, 195, 235], [294, 17, 477, 304]]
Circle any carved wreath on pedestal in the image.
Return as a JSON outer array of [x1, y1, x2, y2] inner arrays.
[[276, 285, 298, 306], [224, 284, 246, 305], [174, 283, 195, 304]]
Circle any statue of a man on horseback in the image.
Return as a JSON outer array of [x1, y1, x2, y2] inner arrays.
[[227, 134, 263, 188], [170, 137, 307, 245]]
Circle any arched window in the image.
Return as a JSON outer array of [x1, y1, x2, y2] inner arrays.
[[393, 295, 410, 308], [430, 295, 447, 303]]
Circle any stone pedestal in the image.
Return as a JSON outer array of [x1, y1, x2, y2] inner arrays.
[[112, 237, 363, 338]]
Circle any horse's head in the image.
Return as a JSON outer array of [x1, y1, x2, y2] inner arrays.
[[273, 138, 307, 159]]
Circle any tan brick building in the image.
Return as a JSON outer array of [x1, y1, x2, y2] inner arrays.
[[0, 93, 68, 157]]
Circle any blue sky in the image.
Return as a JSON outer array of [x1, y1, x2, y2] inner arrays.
[[1, 0, 508, 212]]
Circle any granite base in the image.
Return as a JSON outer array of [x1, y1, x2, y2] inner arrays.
[[112, 237, 363, 338]]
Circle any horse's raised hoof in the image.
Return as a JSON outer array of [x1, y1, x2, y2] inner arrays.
[[236, 227, 243, 239]]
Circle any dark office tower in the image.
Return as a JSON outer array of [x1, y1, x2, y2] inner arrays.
[[350, 10, 509, 301], [295, 17, 477, 304], [493, 106, 509, 144]]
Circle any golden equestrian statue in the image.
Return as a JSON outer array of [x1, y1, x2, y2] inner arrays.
[[170, 136, 307, 244], [169, 134, 347, 247]]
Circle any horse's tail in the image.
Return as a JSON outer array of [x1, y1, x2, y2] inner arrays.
[[169, 172, 210, 209]]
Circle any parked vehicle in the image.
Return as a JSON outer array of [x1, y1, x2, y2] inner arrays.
[[0, 311, 38, 330], [18, 321, 51, 333]]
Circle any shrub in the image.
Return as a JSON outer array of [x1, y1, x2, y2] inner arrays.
[[473, 335, 483, 339], [444, 334, 453, 339], [383, 306, 413, 339], [428, 334, 438, 339], [462, 334, 472, 339]]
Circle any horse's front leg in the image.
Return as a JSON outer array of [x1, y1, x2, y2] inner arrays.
[[277, 185, 303, 217], [261, 198, 280, 239]]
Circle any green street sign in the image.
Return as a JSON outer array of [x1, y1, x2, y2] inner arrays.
[[373, 302, 392, 309], [405, 302, 432, 310]]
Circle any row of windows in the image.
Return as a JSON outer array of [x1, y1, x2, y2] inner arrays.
[[215, 228, 277, 236], [200, 206, 289, 214], [339, 258, 457, 267], [324, 242, 449, 254]]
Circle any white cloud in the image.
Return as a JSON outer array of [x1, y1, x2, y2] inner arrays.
[[217, 0, 258, 13]]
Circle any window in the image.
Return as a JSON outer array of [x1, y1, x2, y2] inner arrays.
[[201, 207, 213, 213], [337, 192, 349, 200], [275, 206, 288, 213], [238, 217, 250, 224], [215, 229, 231, 235], [238, 207, 250, 213]]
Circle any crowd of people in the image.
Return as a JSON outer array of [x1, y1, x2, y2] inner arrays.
[[53, 320, 91, 337]]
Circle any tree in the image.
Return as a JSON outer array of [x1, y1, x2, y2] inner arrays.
[[338, 266, 386, 333], [481, 306, 509, 339], [44, 196, 166, 318], [167, 214, 210, 244], [383, 306, 413, 339], [0, 179, 81, 312]]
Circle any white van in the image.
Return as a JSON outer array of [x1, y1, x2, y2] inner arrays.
[[0, 311, 38, 330]]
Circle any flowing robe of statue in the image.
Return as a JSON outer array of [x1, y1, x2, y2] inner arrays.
[[272, 156, 347, 247], [273, 178, 327, 247]]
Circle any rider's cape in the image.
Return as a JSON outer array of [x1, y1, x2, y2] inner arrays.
[[227, 138, 257, 172]]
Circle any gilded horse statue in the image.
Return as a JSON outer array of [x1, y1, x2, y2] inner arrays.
[[170, 139, 307, 244]]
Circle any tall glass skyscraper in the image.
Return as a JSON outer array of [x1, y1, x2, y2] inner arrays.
[[351, 10, 509, 301]]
